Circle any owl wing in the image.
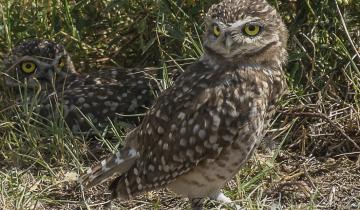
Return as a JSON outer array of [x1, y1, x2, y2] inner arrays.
[[114, 66, 260, 195], [40, 75, 158, 133]]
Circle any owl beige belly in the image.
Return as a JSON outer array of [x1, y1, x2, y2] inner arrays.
[[167, 131, 260, 198]]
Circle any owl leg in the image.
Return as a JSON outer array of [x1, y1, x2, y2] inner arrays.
[[209, 191, 243, 210], [209, 191, 232, 203], [190, 197, 205, 210]]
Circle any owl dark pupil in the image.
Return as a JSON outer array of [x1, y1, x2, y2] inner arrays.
[[248, 25, 256, 31], [26, 64, 32, 69]]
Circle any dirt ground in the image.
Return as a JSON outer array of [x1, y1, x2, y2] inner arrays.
[[44, 147, 359, 210]]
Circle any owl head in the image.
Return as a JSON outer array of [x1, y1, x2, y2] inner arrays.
[[203, 0, 288, 65], [2, 39, 77, 89]]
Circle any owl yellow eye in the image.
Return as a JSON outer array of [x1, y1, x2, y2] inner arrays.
[[58, 57, 66, 69], [213, 24, 221, 37], [243, 24, 261, 36], [20, 61, 37, 74]]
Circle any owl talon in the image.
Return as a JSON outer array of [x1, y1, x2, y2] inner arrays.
[[209, 191, 244, 210], [209, 191, 232, 203]]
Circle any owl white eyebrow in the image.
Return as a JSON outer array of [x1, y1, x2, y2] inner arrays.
[[229, 17, 262, 29], [18, 55, 40, 62], [17, 56, 54, 66], [15, 56, 54, 70], [33, 55, 53, 61]]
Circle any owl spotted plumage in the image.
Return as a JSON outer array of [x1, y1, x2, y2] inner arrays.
[[80, 0, 288, 209], [2, 39, 159, 133]]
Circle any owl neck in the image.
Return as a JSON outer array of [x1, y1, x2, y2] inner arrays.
[[200, 52, 287, 102]]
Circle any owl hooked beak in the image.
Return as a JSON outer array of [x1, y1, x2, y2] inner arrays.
[[225, 35, 234, 52], [35, 66, 53, 84], [223, 32, 234, 53]]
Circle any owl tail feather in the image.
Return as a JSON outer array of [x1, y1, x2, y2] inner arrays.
[[79, 147, 139, 189]]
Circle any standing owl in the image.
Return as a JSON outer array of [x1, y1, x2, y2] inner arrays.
[[80, 0, 288, 209], [2, 39, 159, 133]]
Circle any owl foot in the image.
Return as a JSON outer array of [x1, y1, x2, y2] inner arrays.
[[209, 191, 243, 210]]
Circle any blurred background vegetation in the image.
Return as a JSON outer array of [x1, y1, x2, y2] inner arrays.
[[0, 0, 359, 209], [1, 0, 359, 89], [1, 0, 359, 102]]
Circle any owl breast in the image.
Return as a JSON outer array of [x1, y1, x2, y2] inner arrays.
[[167, 67, 274, 198]]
